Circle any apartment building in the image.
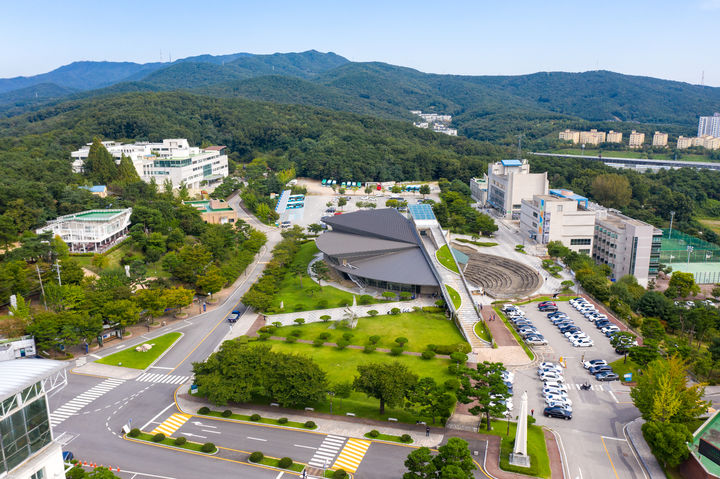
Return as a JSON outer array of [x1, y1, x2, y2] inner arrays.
[[36, 208, 132, 253], [629, 130, 645, 148], [652, 131, 668, 147], [698, 113, 720, 138], [592, 210, 662, 287], [606, 130, 623, 143], [579, 129, 606, 145], [519, 191, 596, 253], [677, 136, 693, 149], [487, 159, 548, 219], [559, 129, 580, 144], [701, 135, 720, 150]]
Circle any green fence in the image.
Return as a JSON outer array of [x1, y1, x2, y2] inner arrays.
[[660, 228, 720, 264]]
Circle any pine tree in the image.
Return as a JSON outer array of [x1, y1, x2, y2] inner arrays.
[[84, 137, 119, 184], [116, 154, 140, 184]]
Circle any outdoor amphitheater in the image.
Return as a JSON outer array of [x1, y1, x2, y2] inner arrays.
[[452, 243, 542, 299]]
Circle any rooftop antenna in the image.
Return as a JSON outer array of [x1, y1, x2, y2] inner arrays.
[[517, 134, 523, 159]]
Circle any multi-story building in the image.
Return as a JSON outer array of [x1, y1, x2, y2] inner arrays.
[[652, 131, 668, 147], [469, 176, 488, 204], [0, 337, 36, 361], [592, 209, 662, 287], [0, 359, 68, 479], [487, 159, 548, 219], [432, 124, 458, 136], [698, 113, 720, 138], [519, 190, 596, 253], [183, 199, 238, 224], [629, 130, 645, 148], [579, 129, 606, 145], [606, 130, 623, 143], [71, 139, 229, 190], [701, 135, 720, 150], [36, 208, 131, 253], [677, 136, 693, 149], [559, 129, 580, 144]]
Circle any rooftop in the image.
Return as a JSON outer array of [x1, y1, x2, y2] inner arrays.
[[550, 189, 588, 202], [183, 200, 234, 212], [203, 145, 227, 151], [79, 185, 107, 193], [0, 359, 68, 402], [501, 159, 523, 167], [50, 209, 131, 222], [690, 410, 720, 476], [408, 204, 437, 221]]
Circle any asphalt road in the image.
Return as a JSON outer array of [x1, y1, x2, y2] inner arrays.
[[510, 302, 647, 479]]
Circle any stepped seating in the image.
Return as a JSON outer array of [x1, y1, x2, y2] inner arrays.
[[453, 244, 541, 299]]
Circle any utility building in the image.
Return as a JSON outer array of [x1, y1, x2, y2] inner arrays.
[[487, 159, 548, 219]]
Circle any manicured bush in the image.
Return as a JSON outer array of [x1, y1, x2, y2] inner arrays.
[[435, 299, 445, 307], [342, 332, 354, 341], [369, 335, 381, 344], [382, 291, 396, 300], [367, 310, 379, 317], [447, 364, 460, 375], [318, 332, 331, 340], [390, 347, 403, 356], [222, 409, 232, 417], [400, 292, 412, 300], [333, 470, 348, 479], [450, 352, 468, 364], [272, 321, 282, 328], [444, 378, 461, 391], [363, 344, 376, 354], [198, 406, 210, 415], [250, 414, 261, 421], [421, 350, 435, 360], [338, 300, 350, 307], [278, 457, 293, 469], [201, 442, 215, 453], [304, 421, 316, 429], [278, 417, 288, 424], [336, 339, 349, 350], [368, 429, 380, 437], [422, 306, 445, 313], [400, 434, 412, 443], [313, 338, 324, 347], [395, 337, 408, 346], [390, 307, 401, 315], [294, 304, 306, 312], [174, 436, 187, 446], [294, 318, 306, 325], [152, 433, 166, 442], [320, 315, 331, 322], [317, 299, 328, 309], [426, 344, 437, 351], [290, 329, 302, 337], [359, 294, 374, 305], [285, 336, 297, 344], [258, 332, 271, 341], [249, 451, 264, 463], [128, 428, 141, 437], [258, 326, 276, 334], [528, 415, 536, 425]]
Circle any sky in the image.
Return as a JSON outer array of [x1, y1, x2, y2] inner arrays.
[[3, 0, 720, 86]]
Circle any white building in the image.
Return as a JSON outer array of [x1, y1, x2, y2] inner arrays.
[[698, 113, 720, 138], [469, 176, 488, 204], [629, 130, 645, 148], [36, 208, 132, 253], [559, 129, 580, 144], [579, 129, 606, 145], [677, 136, 693, 149], [606, 131, 623, 143], [519, 190, 596, 253], [487, 159, 548, 219], [0, 337, 36, 362], [432, 124, 458, 136], [71, 139, 229, 190], [652, 131, 668, 147], [0, 359, 68, 479]]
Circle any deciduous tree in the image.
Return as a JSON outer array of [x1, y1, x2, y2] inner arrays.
[[353, 362, 418, 415]]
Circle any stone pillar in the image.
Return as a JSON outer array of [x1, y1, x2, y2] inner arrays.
[[510, 390, 530, 467]]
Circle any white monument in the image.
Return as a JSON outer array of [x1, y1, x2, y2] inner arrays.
[[510, 390, 530, 467]]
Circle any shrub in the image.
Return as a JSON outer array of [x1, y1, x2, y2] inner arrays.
[[128, 428, 140, 437], [342, 332, 354, 341], [400, 434, 412, 443], [395, 337, 408, 346], [450, 352, 468, 364], [285, 336, 297, 344], [338, 300, 350, 307], [152, 433, 166, 442], [221, 409, 232, 417], [369, 335, 381, 344], [201, 442, 215, 453], [294, 318, 305, 325], [382, 291, 396, 300], [368, 429, 380, 437], [367, 310, 379, 317], [313, 338, 324, 347], [294, 304, 307, 312], [336, 339, 349, 350], [333, 470, 348, 479], [318, 332, 331, 340], [390, 307, 401, 315], [304, 421, 316, 429], [290, 329, 302, 337], [421, 350, 436, 360], [258, 332, 271, 341], [250, 414, 261, 421], [359, 294, 374, 305], [278, 457, 293, 469], [320, 315, 331, 322], [448, 364, 460, 375], [198, 407, 210, 415], [400, 292, 412, 300], [527, 415, 536, 425], [390, 347, 403, 356], [363, 344, 376, 354], [317, 299, 328, 309], [435, 299, 445, 307], [258, 326, 276, 334], [278, 417, 288, 424], [249, 451, 264, 463], [426, 344, 437, 352], [444, 378, 461, 391], [272, 321, 282, 328], [174, 436, 187, 446], [422, 306, 444, 313]]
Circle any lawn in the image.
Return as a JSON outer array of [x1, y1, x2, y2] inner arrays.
[[200, 409, 316, 430], [130, 431, 216, 454], [493, 307, 534, 360], [482, 419, 551, 479], [266, 340, 456, 423], [269, 242, 381, 313], [699, 218, 720, 237], [72, 241, 170, 279], [455, 238, 499, 248], [436, 245, 459, 273], [445, 285, 461, 309], [609, 357, 642, 382], [364, 431, 413, 444], [474, 321, 492, 342], [96, 332, 181, 369], [270, 311, 466, 352]]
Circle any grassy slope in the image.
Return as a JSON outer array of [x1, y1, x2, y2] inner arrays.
[[445, 285, 462, 309], [436, 245, 459, 273], [97, 332, 181, 369]]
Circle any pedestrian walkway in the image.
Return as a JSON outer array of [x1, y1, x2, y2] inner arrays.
[[332, 438, 372, 473], [151, 413, 192, 437], [50, 378, 125, 427], [136, 373, 191, 384], [307, 434, 347, 469]]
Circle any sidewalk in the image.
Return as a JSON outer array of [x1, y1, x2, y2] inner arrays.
[[625, 417, 665, 479], [175, 390, 445, 447]]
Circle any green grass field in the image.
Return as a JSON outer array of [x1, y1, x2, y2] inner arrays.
[[609, 357, 642, 382], [550, 147, 712, 163], [271, 311, 466, 352], [97, 332, 181, 369], [436, 245, 459, 273], [266, 340, 456, 422], [71, 242, 170, 279], [474, 321, 492, 342], [445, 285, 461, 309], [482, 420, 551, 479]]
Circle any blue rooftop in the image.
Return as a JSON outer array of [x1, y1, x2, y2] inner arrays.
[[501, 159, 523, 167], [80, 185, 107, 193], [409, 204, 437, 221], [550, 189, 588, 208]]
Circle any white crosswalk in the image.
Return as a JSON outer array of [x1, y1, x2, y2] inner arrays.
[[136, 373, 190, 384], [308, 435, 346, 469], [568, 383, 606, 391], [50, 378, 125, 426]]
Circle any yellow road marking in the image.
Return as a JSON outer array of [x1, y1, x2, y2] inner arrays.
[[333, 438, 371, 472], [151, 413, 191, 436], [601, 436, 620, 479]]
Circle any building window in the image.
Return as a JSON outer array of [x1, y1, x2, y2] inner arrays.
[[570, 238, 591, 245], [532, 212, 538, 218], [30, 469, 45, 479], [579, 249, 590, 254]]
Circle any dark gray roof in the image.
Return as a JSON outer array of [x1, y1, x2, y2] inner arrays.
[[333, 248, 438, 286], [322, 209, 418, 244], [316, 231, 416, 256]]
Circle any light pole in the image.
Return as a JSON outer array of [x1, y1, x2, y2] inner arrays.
[[669, 211, 675, 239], [328, 391, 335, 414], [687, 246, 694, 265]]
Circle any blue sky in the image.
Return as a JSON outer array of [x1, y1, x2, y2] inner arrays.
[[3, 0, 720, 85]]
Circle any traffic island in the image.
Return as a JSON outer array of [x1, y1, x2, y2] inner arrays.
[[125, 431, 217, 455], [96, 332, 182, 369]]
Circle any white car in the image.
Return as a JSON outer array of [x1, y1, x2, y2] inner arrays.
[[542, 384, 568, 394], [546, 400, 573, 412], [539, 372, 565, 383], [564, 330, 587, 339], [539, 361, 561, 370], [602, 326, 620, 334], [537, 366, 562, 376], [544, 393, 572, 405], [501, 371, 515, 382], [572, 338, 594, 347], [543, 381, 568, 392], [583, 359, 608, 369], [526, 337, 548, 345]]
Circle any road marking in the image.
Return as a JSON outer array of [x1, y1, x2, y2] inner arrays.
[[136, 373, 190, 384], [332, 438, 371, 473], [141, 403, 176, 431], [247, 436, 267, 442], [600, 436, 620, 479], [151, 413, 192, 436], [601, 436, 626, 442], [202, 429, 221, 434], [50, 378, 125, 426], [294, 444, 317, 450], [166, 311, 228, 374], [275, 472, 284, 479], [577, 466, 583, 479], [148, 366, 174, 370], [609, 391, 619, 403], [308, 435, 346, 468]]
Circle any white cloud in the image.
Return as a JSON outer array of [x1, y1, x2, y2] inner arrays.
[[700, 0, 720, 10]]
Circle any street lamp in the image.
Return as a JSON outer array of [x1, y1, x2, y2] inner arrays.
[[669, 211, 675, 239], [328, 391, 335, 414], [687, 245, 694, 265]]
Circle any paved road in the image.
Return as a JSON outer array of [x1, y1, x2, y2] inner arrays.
[[510, 302, 647, 479]]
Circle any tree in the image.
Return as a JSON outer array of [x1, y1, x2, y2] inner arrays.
[[408, 377, 456, 424], [667, 271, 700, 298], [391, 185, 403, 194], [641, 421, 692, 468], [84, 137, 119, 184], [162, 286, 195, 315], [713, 286, 720, 299], [353, 362, 418, 415], [197, 265, 227, 295], [629, 345, 660, 366], [307, 223, 324, 234], [116, 154, 141, 184], [433, 438, 475, 478], [134, 288, 167, 324], [547, 241, 572, 259], [456, 361, 509, 431], [338, 197, 348, 210], [591, 173, 631, 209], [103, 299, 141, 333], [419, 184, 431, 198], [91, 253, 109, 270], [404, 447, 437, 479], [0, 214, 17, 251], [641, 317, 666, 342], [630, 354, 709, 423], [165, 244, 212, 283], [475, 214, 497, 236]]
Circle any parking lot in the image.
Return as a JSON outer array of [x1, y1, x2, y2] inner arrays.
[[506, 300, 647, 479]]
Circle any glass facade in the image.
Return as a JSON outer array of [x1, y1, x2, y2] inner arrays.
[[0, 383, 51, 474]]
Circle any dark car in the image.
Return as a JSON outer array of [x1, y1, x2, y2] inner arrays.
[[539, 305, 558, 312], [551, 318, 572, 325], [560, 326, 581, 334], [538, 301, 556, 308], [589, 365, 613, 375], [543, 406, 572, 420], [595, 321, 611, 329], [547, 312, 567, 319], [62, 451, 74, 462], [596, 372, 620, 381]]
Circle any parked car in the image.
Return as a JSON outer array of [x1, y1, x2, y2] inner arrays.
[[539, 361, 561, 370], [566, 332, 588, 341], [596, 372, 620, 381], [526, 336, 548, 345], [538, 301, 556, 308], [543, 393, 572, 406], [540, 372, 565, 383], [559, 325, 581, 334], [539, 305, 558, 312], [583, 359, 607, 369], [546, 401, 573, 412], [543, 380, 568, 392], [572, 338, 594, 347], [544, 406, 572, 420], [589, 365, 613, 375], [228, 310, 241, 323]]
